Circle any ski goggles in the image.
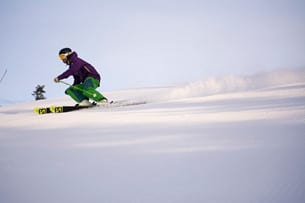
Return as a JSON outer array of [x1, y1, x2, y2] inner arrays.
[[59, 52, 71, 60]]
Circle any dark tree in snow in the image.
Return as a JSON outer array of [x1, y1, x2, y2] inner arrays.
[[32, 85, 46, 100]]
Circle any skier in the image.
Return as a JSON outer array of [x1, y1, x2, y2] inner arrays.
[[54, 48, 108, 106]]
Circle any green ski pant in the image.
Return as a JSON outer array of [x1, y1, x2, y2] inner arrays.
[[65, 77, 107, 103]]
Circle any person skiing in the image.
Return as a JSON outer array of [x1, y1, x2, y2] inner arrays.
[[54, 48, 108, 106]]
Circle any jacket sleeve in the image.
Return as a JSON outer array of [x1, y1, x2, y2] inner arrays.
[[57, 68, 73, 80], [57, 60, 82, 80]]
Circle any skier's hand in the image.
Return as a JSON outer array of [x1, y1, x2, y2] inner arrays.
[[54, 77, 60, 83]]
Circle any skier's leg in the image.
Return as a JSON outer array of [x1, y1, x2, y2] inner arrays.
[[82, 77, 107, 102], [65, 84, 88, 103]]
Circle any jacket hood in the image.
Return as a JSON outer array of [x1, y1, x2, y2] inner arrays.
[[68, 52, 78, 62]]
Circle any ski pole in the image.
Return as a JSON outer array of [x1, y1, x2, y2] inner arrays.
[[0, 69, 7, 83], [59, 80, 98, 99], [59, 80, 73, 87], [59, 80, 84, 92]]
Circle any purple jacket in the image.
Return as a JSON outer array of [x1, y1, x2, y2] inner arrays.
[[57, 52, 101, 85]]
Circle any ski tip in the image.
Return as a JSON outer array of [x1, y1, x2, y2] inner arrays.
[[33, 107, 39, 114]]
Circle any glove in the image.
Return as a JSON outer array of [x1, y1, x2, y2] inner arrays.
[[54, 77, 60, 83]]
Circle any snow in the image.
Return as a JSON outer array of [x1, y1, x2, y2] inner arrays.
[[1, 69, 305, 203]]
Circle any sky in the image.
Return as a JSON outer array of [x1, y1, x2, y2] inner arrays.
[[0, 0, 305, 103]]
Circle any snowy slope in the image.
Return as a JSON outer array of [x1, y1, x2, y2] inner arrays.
[[0, 69, 305, 203]]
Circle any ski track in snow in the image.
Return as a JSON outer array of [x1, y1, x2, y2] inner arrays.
[[0, 69, 305, 203]]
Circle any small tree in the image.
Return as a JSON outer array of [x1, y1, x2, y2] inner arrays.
[[32, 85, 46, 100]]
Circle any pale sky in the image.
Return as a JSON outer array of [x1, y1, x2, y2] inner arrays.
[[0, 0, 305, 103]]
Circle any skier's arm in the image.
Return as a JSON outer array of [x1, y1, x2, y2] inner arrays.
[[56, 60, 82, 81], [57, 68, 74, 80]]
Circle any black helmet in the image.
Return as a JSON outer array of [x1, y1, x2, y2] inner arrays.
[[59, 48, 72, 61], [59, 48, 72, 55]]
